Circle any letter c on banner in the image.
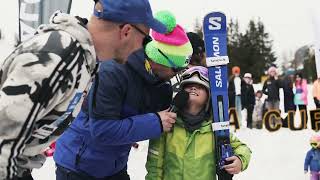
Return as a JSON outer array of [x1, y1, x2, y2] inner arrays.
[[263, 110, 282, 132]]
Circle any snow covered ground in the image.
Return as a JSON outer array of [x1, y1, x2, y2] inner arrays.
[[32, 128, 314, 180]]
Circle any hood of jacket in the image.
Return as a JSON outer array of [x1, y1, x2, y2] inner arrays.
[[36, 11, 96, 75]]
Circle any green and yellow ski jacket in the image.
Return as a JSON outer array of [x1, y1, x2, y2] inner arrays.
[[146, 117, 252, 180]]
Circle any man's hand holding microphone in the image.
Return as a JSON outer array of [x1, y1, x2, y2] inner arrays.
[[157, 90, 189, 132]]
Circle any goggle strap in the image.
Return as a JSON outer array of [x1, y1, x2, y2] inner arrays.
[[157, 49, 177, 68]]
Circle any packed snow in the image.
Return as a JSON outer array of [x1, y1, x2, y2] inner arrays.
[[32, 128, 313, 180]]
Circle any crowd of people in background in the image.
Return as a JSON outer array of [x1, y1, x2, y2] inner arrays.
[[171, 31, 320, 130], [227, 63, 320, 129]]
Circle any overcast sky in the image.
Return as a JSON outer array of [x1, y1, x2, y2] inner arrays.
[[0, 0, 319, 63]]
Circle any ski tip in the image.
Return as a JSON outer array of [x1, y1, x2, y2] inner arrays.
[[202, 11, 227, 34]]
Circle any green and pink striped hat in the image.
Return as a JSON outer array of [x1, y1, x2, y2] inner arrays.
[[145, 11, 193, 68]]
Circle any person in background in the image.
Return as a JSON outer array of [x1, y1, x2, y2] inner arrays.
[[282, 68, 296, 127], [262, 66, 282, 126], [228, 66, 244, 126], [145, 66, 252, 180], [54, 10, 193, 180], [186, 32, 206, 67], [294, 72, 308, 126], [312, 77, 320, 109], [170, 32, 206, 95], [242, 73, 255, 129], [304, 135, 320, 180], [252, 90, 264, 129]]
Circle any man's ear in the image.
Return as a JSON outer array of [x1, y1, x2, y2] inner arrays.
[[94, 1, 103, 11], [119, 24, 132, 39]]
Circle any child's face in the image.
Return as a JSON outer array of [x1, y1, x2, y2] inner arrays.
[[256, 92, 262, 99], [184, 83, 208, 108]]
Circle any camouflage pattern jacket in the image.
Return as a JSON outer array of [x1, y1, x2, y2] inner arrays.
[[0, 12, 96, 179]]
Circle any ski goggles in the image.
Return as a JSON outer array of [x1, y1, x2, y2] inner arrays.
[[181, 66, 209, 83], [157, 49, 189, 73]]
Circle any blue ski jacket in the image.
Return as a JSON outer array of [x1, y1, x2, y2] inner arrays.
[[304, 148, 320, 172], [54, 48, 172, 178]]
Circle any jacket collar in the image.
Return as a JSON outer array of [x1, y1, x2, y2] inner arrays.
[[37, 11, 96, 75], [126, 48, 162, 85], [176, 116, 212, 134]]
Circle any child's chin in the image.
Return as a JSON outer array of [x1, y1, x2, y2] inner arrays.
[[188, 98, 204, 105], [188, 96, 199, 101]]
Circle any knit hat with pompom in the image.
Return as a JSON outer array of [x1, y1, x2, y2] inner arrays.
[[145, 11, 193, 68]]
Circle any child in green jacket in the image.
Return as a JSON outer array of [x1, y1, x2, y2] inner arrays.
[[146, 66, 252, 180]]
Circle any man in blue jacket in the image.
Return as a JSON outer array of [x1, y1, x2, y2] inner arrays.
[[54, 8, 193, 180]]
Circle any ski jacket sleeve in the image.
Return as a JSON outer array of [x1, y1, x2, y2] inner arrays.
[[249, 85, 256, 106], [276, 79, 282, 89], [304, 150, 312, 171], [302, 79, 308, 103], [145, 135, 166, 180], [230, 133, 252, 171], [262, 80, 268, 96], [87, 62, 162, 145], [89, 113, 162, 145]]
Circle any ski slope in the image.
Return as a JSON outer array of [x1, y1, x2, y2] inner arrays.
[[32, 128, 313, 180]]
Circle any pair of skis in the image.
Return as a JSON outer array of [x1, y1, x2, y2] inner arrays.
[[203, 12, 233, 180]]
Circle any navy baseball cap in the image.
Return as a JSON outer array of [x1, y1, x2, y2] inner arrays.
[[93, 0, 167, 34]]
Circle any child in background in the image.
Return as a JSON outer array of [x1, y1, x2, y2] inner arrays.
[[146, 66, 252, 180], [252, 90, 264, 129], [304, 135, 320, 180], [294, 72, 308, 126]]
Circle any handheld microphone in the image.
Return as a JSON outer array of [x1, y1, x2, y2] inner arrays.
[[169, 90, 189, 112]]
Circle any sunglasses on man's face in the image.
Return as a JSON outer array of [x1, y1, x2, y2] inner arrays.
[[119, 24, 152, 47], [157, 49, 188, 73]]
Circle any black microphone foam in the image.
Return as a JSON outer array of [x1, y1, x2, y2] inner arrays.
[[170, 90, 189, 112]]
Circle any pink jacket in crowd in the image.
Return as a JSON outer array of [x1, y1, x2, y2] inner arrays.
[[294, 79, 308, 105]]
